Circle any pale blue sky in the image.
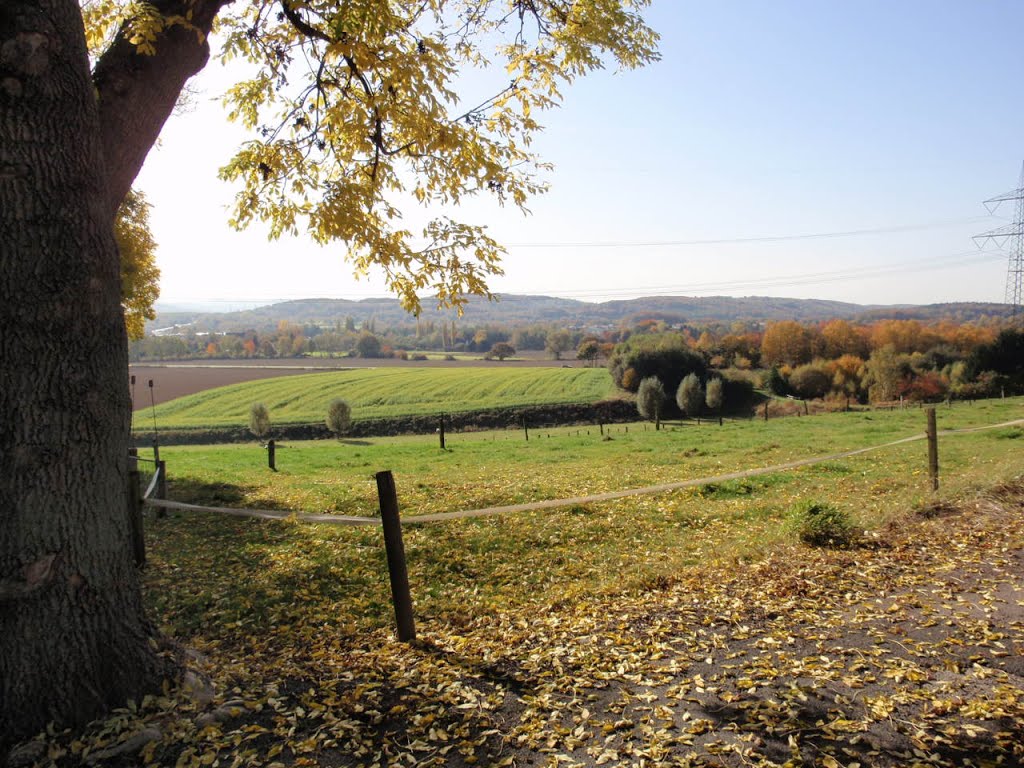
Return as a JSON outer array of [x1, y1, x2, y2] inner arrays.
[[139, 1, 1024, 310]]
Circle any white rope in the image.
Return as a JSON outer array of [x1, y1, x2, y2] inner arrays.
[[143, 465, 161, 500], [143, 497, 378, 526], [144, 417, 1024, 527]]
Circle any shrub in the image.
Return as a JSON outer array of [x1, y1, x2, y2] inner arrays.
[[766, 366, 788, 396], [636, 376, 666, 424], [620, 367, 639, 391], [576, 339, 600, 364], [608, 335, 706, 394], [487, 342, 516, 360], [248, 402, 271, 440], [791, 500, 855, 548], [788, 363, 832, 399], [705, 377, 724, 412], [956, 370, 1006, 400], [676, 373, 704, 419], [969, 328, 1024, 378], [355, 332, 383, 358], [326, 398, 352, 437], [720, 374, 756, 410], [898, 370, 948, 402]]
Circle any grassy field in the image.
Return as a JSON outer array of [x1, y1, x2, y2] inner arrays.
[[145, 397, 1024, 642], [38, 399, 1021, 767], [141, 366, 614, 429]]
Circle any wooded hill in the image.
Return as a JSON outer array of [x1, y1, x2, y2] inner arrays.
[[150, 294, 1015, 334]]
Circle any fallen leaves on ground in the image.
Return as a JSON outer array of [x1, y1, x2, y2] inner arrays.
[[12, 482, 1024, 768]]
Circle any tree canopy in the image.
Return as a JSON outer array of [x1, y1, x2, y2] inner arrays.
[[0, 0, 659, 747], [487, 341, 516, 360], [83, 0, 659, 313], [676, 372, 703, 419], [609, 334, 706, 395], [635, 375, 665, 424]]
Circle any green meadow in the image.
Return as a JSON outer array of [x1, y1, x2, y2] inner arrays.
[[145, 397, 1024, 641], [141, 366, 615, 429]]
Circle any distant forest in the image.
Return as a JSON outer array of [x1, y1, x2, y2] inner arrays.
[[131, 294, 1024, 406], [148, 294, 1017, 336]]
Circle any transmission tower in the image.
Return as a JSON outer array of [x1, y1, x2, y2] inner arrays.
[[975, 162, 1024, 318]]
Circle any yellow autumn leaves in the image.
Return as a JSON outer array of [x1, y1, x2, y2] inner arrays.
[[116, 189, 160, 340]]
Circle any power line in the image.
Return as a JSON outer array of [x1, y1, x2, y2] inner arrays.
[[497, 249, 1004, 300], [507, 216, 995, 249]]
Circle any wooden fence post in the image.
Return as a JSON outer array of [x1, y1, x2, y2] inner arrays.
[[267, 439, 276, 471], [438, 415, 446, 450], [763, 402, 769, 421], [127, 455, 145, 567], [523, 417, 529, 442], [375, 471, 416, 643], [926, 407, 939, 492]]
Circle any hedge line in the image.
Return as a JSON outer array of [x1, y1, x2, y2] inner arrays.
[[133, 399, 639, 446]]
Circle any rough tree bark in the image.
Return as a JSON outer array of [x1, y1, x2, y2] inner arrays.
[[0, 0, 223, 749], [0, 0, 160, 747]]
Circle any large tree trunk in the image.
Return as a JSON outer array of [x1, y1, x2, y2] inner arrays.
[[0, 0, 170, 750]]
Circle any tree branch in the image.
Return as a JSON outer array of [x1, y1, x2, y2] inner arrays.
[[91, 0, 229, 219], [278, 0, 332, 44]]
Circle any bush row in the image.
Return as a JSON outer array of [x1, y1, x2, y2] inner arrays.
[[133, 400, 639, 446]]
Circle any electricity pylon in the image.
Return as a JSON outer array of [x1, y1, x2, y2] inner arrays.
[[975, 164, 1024, 317]]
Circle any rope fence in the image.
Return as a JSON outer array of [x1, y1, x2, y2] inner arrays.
[[129, 411, 1023, 642], [139, 416, 1024, 526], [143, 498, 375, 526]]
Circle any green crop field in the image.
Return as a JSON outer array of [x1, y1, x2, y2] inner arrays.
[[139, 366, 615, 429], [143, 397, 1024, 640]]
